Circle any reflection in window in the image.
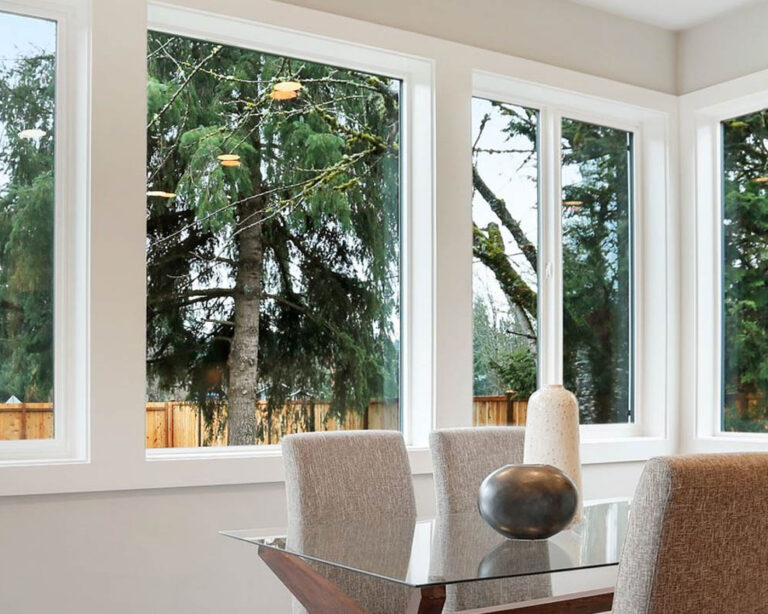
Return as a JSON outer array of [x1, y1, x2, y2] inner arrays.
[[0, 12, 56, 440], [722, 110, 768, 433], [471, 98, 538, 423], [561, 118, 633, 424], [146, 32, 401, 447]]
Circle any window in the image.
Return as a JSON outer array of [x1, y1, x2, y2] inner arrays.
[[721, 109, 768, 433], [471, 97, 538, 424], [470, 91, 636, 427], [0, 10, 57, 441], [146, 30, 403, 448], [562, 119, 633, 424]]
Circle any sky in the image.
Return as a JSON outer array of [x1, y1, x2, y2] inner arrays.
[[0, 10, 56, 191]]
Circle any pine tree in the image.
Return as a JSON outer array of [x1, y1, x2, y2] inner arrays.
[[146, 32, 400, 444], [0, 49, 55, 403]]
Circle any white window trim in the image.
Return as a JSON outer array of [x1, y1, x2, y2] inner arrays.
[[0, 0, 682, 496], [143, 3, 436, 462], [681, 68, 768, 453], [0, 0, 89, 466], [473, 72, 676, 464]]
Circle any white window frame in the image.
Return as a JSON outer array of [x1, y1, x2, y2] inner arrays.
[[681, 69, 768, 453], [0, 0, 89, 466], [143, 5, 436, 460], [473, 72, 674, 464], [0, 0, 682, 495]]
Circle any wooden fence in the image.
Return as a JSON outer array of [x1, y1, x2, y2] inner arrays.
[[0, 394, 527, 446]]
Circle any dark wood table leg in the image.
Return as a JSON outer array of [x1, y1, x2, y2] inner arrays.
[[407, 585, 447, 614], [258, 546, 370, 614], [457, 587, 614, 614]]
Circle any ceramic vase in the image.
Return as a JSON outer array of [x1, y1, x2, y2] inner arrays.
[[523, 385, 583, 521], [477, 464, 579, 539]]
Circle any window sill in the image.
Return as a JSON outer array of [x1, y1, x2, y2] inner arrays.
[[0, 436, 669, 497], [685, 434, 768, 454], [580, 436, 674, 464]]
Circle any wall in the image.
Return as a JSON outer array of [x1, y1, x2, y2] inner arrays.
[[276, 0, 677, 94], [0, 0, 670, 611], [0, 467, 639, 614], [678, 1, 768, 93]]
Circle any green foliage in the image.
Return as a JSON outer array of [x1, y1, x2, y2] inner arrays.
[[473, 298, 536, 397], [145, 31, 401, 427], [721, 110, 768, 430], [561, 119, 632, 424], [0, 51, 55, 402], [492, 346, 537, 400]]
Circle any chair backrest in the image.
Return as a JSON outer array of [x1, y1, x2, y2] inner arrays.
[[282, 430, 417, 525], [613, 453, 768, 614], [281, 430, 416, 614], [429, 426, 526, 515], [429, 426, 549, 612]]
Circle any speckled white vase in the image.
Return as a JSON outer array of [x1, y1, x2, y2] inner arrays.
[[523, 385, 583, 522]]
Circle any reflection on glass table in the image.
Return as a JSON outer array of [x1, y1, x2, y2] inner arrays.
[[222, 500, 628, 613]]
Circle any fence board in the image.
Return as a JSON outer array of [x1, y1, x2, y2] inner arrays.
[[0, 395, 528, 445]]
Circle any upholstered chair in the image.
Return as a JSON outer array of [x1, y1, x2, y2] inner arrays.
[[613, 453, 768, 614], [282, 430, 416, 614], [429, 427, 552, 611]]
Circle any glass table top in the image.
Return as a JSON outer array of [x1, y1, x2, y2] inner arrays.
[[222, 500, 629, 588]]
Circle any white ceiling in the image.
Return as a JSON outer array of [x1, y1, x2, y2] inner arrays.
[[567, 0, 764, 30]]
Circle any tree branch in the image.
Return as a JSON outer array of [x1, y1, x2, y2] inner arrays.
[[148, 44, 223, 129], [472, 165, 538, 273], [473, 223, 536, 317]]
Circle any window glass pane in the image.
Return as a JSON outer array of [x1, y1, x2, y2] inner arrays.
[[561, 118, 632, 424], [722, 110, 768, 433], [0, 11, 56, 440], [471, 98, 538, 425], [146, 32, 401, 447]]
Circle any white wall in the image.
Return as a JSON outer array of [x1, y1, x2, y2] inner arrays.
[[678, 1, 768, 93], [0, 468, 639, 614], [0, 0, 670, 611], [276, 0, 678, 94]]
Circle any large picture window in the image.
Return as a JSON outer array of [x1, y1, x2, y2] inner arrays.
[[0, 11, 57, 441], [146, 31, 402, 448], [471, 95, 635, 427], [721, 109, 768, 433]]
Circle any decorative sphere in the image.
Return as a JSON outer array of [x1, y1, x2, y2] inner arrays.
[[477, 464, 578, 540]]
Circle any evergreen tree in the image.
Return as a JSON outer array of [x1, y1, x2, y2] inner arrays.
[[146, 32, 400, 444], [0, 49, 55, 403], [722, 110, 768, 430]]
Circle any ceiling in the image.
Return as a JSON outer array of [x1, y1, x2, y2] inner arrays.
[[567, 0, 764, 30]]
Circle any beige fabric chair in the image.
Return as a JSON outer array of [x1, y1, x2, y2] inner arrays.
[[613, 453, 768, 614], [282, 430, 416, 614], [429, 427, 552, 611]]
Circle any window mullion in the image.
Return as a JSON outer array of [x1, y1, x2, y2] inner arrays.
[[538, 108, 563, 386]]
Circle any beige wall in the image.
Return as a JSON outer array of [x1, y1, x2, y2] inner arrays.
[[276, 0, 678, 93], [678, 1, 768, 93]]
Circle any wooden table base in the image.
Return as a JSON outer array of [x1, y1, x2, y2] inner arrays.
[[258, 546, 613, 614]]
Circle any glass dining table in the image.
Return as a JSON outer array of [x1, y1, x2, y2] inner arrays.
[[222, 499, 628, 614]]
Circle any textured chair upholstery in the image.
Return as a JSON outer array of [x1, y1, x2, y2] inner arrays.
[[613, 453, 768, 614], [429, 426, 526, 515], [282, 430, 416, 614], [429, 427, 551, 611]]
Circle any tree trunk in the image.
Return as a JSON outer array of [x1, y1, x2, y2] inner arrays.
[[227, 197, 264, 445]]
